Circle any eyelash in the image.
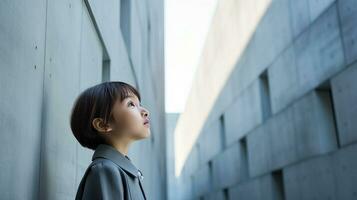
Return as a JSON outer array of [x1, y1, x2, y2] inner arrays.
[[128, 101, 142, 107]]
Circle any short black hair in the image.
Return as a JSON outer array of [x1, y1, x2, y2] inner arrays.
[[70, 81, 141, 150]]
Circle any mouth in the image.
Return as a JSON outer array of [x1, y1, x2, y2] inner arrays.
[[143, 120, 150, 126]]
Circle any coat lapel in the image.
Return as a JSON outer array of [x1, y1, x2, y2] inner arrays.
[[138, 169, 147, 200], [91, 144, 139, 178], [92, 144, 147, 199]]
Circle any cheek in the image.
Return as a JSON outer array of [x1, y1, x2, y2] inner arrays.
[[114, 109, 142, 131]]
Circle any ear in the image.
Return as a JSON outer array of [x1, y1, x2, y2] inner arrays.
[[92, 118, 113, 133]]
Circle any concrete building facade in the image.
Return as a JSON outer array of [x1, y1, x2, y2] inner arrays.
[[166, 113, 180, 200], [0, 0, 166, 199], [176, 0, 357, 199]]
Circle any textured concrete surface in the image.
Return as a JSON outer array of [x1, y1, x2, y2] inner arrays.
[[331, 62, 357, 146], [284, 143, 357, 200], [269, 3, 345, 114], [284, 153, 336, 200], [224, 80, 263, 147], [212, 140, 248, 190], [192, 162, 212, 198], [176, 0, 357, 199], [174, 0, 275, 175], [289, 0, 334, 38], [166, 113, 180, 200], [0, 0, 46, 199], [338, 0, 357, 65], [0, 0, 165, 199], [229, 174, 284, 200], [198, 120, 223, 165], [248, 90, 337, 177]]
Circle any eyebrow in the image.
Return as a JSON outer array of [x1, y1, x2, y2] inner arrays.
[[127, 95, 141, 104], [127, 94, 137, 98]]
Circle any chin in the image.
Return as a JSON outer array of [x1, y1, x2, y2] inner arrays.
[[135, 130, 150, 140]]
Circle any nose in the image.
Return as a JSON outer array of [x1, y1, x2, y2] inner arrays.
[[142, 107, 149, 118]]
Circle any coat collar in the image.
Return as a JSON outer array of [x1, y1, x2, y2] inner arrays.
[[92, 143, 139, 178]]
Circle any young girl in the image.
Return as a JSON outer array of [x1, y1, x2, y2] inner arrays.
[[70, 81, 150, 200]]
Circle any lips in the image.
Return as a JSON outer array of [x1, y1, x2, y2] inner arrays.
[[143, 119, 150, 125]]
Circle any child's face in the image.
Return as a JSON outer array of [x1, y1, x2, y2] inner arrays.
[[109, 94, 150, 141]]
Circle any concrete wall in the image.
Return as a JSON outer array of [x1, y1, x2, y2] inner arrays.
[[166, 113, 181, 200], [177, 0, 357, 199], [0, 0, 166, 199]]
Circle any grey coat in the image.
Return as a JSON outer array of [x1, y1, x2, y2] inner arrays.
[[75, 144, 147, 200]]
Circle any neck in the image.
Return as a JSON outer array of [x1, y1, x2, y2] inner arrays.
[[107, 137, 133, 156]]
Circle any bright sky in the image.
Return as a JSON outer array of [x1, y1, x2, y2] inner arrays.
[[165, 0, 218, 113]]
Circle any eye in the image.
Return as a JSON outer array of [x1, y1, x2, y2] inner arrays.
[[128, 101, 135, 107]]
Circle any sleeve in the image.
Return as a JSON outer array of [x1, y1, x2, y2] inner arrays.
[[81, 162, 125, 200]]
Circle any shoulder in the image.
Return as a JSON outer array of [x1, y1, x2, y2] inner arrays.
[[90, 159, 119, 170], [88, 159, 124, 179], [85, 158, 126, 188], [81, 159, 126, 199]]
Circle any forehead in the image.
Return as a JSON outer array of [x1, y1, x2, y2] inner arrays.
[[123, 94, 140, 102], [113, 94, 140, 109]]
